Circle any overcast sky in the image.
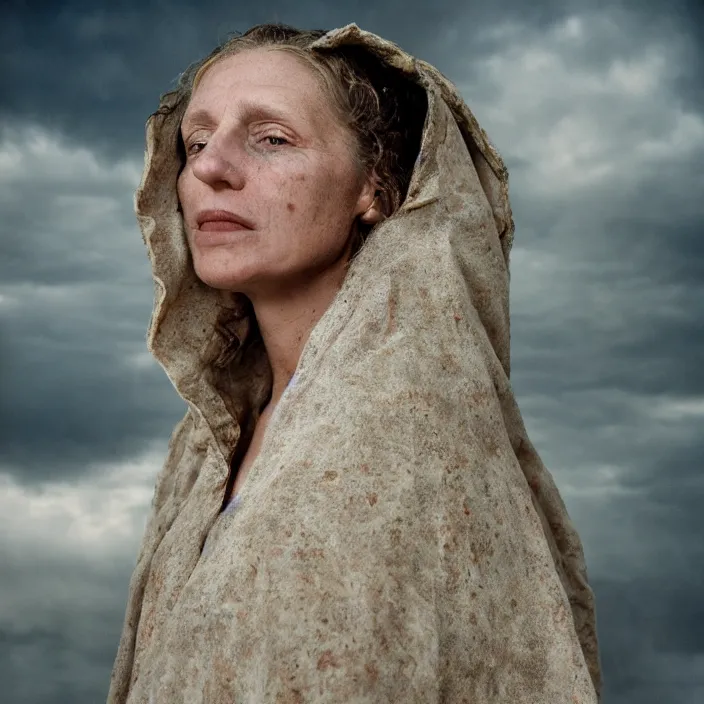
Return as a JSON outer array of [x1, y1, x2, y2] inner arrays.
[[1, 0, 702, 702]]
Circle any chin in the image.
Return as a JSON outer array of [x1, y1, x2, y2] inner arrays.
[[192, 257, 258, 293], [195, 270, 256, 293]]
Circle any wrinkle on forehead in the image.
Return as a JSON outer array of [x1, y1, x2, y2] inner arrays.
[[184, 50, 331, 126]]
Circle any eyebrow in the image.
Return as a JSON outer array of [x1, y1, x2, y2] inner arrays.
[[181, 100, 297, 132]]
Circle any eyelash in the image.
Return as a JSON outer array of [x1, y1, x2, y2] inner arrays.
[[264, 136, 289, 146], [186, 134, 289, 156]]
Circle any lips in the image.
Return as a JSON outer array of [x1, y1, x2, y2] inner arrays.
[[193, 209, 255, 247], [195, 209, 255, 231]]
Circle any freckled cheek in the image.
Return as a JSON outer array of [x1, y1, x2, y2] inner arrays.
[[291, 170, 341, 226], [265, 169, 332, 228], [273, 176, 308, 222]]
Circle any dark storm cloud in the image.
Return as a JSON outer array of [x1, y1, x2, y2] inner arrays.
[[594, 576, 704, 704], [10, 0, 696, 488], [3, 0, 701, 162], [0, 0, 607, 162], [0, 445, 162, 702], [0, 125, 185, 481], [0, 539, 137, 703], [1, 1, 703, 703], [0, 289, 185, 482]]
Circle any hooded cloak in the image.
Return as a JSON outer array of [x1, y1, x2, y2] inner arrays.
[[109, 24, 601, 703]]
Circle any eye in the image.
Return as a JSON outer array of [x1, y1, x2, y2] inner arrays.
[[186, 141, 206, 156], [263, 135, 289, 147]]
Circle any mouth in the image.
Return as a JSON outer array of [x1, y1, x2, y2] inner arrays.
[[195, 209, 255, 232]]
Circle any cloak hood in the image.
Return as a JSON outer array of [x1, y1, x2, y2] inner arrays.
[[110, 24, 601, 703]]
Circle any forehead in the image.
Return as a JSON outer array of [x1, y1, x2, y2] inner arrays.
[[183, 49, 329, 125]]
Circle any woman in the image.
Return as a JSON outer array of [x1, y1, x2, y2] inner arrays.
[[109, 23, 601, 703]]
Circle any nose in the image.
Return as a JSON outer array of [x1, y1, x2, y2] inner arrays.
[[190, 135, 246, 191]]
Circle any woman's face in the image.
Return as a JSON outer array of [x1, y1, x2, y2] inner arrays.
[[177, 48, 379, 296]]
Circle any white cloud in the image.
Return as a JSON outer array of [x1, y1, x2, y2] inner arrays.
[[648, 396, 704, 421], [461, 13, 704, 198], [0, 292, 18, 309], [0, 123, 141, 187], [0, 447, 161, 564], [0, 123, 148, 296], [128, 350, 161, 369], [0, 445, 165, 648], [0, 447, 162, 700]]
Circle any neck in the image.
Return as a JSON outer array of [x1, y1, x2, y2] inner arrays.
[[248, 258, 350, 408]]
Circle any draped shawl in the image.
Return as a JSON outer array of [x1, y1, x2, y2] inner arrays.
[[109, 23, 601, 703]]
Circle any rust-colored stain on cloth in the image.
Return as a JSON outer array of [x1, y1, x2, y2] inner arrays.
[[316, 650, 340, 671]]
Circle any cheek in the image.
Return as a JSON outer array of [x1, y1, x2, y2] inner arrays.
[[282, 170, 332, 226], [265, 160, 357, 235], [176, 173, 190, 212], [177, 166, 201, 200], [274, 172, 313, 221]]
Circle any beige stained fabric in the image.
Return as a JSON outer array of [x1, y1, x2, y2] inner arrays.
[[109, 24, 601, 703]]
